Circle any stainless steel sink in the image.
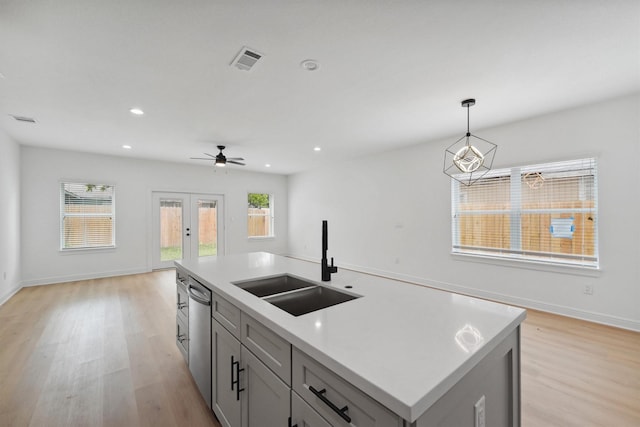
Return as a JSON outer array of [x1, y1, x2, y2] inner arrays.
[[264, 285, 359, 317], [232, 274, 360, 316], [233, 274, 315, 297]]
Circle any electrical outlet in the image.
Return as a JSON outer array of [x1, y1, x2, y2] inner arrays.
[[475, 395, 486, 427], [584, 284, 594, 295]]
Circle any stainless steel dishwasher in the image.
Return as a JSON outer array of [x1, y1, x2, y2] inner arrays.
[[187, 276, 212, 409]]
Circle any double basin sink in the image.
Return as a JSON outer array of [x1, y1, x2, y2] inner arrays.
[[233, 275, 360, 316]]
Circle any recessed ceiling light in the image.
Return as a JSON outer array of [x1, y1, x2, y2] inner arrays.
[[129, 108, 144, 115], [265, 164, 271, 168], [301, 59, 319, 71], [313, 146, 321, 152], [122, 145, 132, 149]]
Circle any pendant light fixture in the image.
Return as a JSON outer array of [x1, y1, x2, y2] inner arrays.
[[443, 99, 497, 186]]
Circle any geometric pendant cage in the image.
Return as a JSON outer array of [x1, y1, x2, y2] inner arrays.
[[443, 99, 498, 186]]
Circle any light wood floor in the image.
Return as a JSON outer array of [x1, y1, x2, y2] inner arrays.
[[0, 271, 638, 427], [0, 271, 220, 427], [521, 305, 640, 426]]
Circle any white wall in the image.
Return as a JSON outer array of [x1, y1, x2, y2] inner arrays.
[[288, 94, 640, 330], [21, 147, 288, 285], [0, 131, 21, 304]]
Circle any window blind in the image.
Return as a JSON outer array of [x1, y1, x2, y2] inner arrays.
[[451, 158, 598, 268], [60, 182, 115, 249]]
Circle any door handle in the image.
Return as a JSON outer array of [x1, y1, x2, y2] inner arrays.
[[187, 285, 210, 305], [231, 355, 244, 401], [309, 386, 351, 423]]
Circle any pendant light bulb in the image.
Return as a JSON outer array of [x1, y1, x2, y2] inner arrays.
[[453, 144, 485, 173]]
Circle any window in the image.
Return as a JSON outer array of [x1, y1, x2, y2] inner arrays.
[[248, 193, 274, 238], [451, 158, 598, 268], [60, 182, 115, 250]]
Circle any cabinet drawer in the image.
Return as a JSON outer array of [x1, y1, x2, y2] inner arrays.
[[241, 314, 291, 385], [292, 348, 402, 427], [176, 281, 189, 322], [292, 391, 332, 427], [176, 315, 188, 362], [213, 292, 241, 339], [176, 267, 188, 287]]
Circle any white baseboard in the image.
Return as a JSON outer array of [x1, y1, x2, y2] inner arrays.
[[21, 267, 150, 287], [0, 284, 23, 307], [286, 254, 640, 332]]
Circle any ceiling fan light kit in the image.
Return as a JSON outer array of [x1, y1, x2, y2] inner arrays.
[[443, 98, 497, 186]]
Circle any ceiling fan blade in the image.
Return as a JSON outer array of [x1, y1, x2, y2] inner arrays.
[[190, 157, 215, 160], [203, 152, 217, 158], [227, 157, 244, 161], [227, 160, 245, 166]]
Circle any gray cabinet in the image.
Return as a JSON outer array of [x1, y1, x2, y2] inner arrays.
[[178, 260, 523, 427], [413, 327, 521, 427], [175, 267, 189, 363], [212, 310, 291, 427]]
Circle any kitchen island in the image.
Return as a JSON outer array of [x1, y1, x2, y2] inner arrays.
[[176, 252, 526, 426]]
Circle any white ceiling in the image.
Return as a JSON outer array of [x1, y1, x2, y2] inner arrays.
[[1, 0, 638, 175]]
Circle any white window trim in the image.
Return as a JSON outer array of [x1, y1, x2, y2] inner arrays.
[[60, 181, 116, 251], [451, 251, 601, 277], [247, 192, 275, 239]]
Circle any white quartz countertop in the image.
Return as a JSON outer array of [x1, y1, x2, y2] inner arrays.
[[177, 252, 526, 422]]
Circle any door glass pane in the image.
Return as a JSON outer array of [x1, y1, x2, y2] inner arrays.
[[160, 199, 183, 261], [198, 200, 217, 257]]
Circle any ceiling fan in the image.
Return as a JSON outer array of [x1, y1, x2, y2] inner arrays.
[[191, 145, 245, 167]]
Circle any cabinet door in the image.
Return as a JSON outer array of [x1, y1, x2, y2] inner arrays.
[[212, 319, 242, 427], [176, 315, 188, 362], [291, 391, 332, 427], [241, 346, 290, 427]]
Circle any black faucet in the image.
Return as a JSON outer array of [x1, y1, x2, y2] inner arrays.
[[321, 220, 338, 281]]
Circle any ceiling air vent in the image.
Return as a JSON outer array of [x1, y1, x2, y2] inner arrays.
[[10, 115, 37, 123], [230, 46, 262, 71]]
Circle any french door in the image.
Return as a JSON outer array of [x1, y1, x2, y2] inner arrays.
[[152, 192, 224, 269]]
